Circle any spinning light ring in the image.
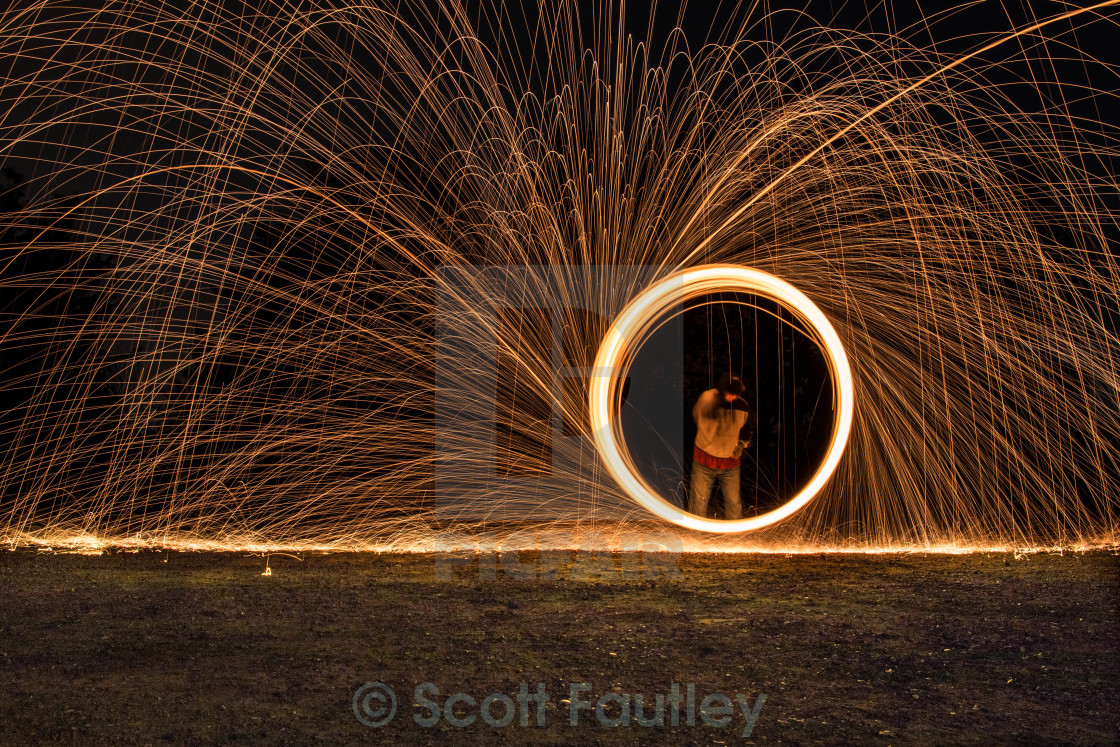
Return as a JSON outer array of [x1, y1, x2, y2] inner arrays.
[[589, 264, 855, 533]]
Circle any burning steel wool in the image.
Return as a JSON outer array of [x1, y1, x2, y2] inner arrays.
[[0, 0, 1118, 551]]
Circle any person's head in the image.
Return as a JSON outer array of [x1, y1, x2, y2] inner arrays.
[[717, 372, 745, 402]]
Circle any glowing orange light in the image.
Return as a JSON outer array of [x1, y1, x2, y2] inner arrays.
[[590, 264, 855, 533]]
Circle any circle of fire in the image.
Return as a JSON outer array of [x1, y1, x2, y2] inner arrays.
[[590, 264, 855, 533]]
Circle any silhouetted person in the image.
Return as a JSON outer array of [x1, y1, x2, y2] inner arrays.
[[688, 373, 754, 519]]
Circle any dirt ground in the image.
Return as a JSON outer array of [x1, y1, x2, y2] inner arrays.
[[0, 547, 1116, 745]]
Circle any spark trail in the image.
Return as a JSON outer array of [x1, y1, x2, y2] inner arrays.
[[0, 0, 1117, 551]]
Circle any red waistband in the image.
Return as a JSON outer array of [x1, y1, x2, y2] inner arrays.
[[693, 445, 740, 470]]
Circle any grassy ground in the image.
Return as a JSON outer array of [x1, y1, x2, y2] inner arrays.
[[0, 548, 1116, 745]]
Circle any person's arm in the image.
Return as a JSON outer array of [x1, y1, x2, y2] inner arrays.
[[737, 407, 754, 448], [693, 390, 712, 424]]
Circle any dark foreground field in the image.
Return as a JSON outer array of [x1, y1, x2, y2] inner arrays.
[[0, 548, 1116, 745]]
